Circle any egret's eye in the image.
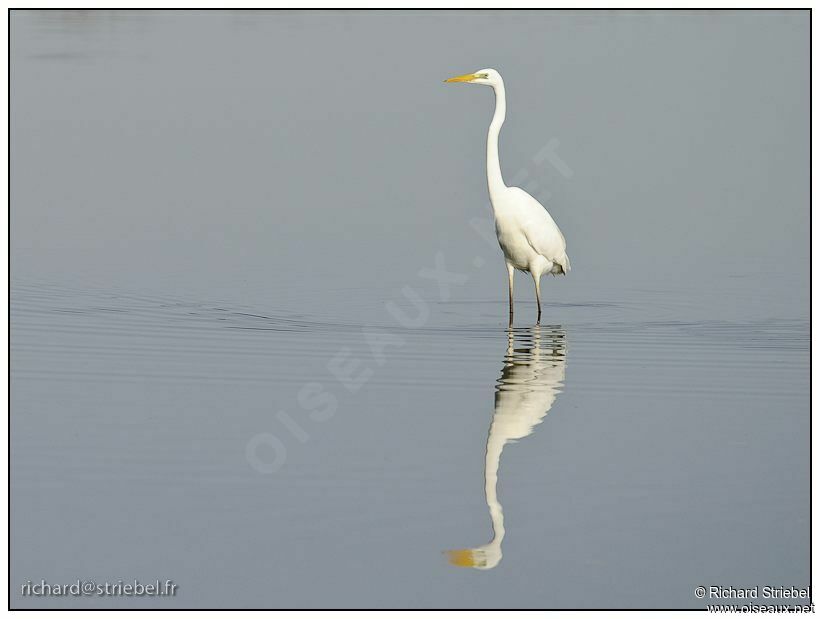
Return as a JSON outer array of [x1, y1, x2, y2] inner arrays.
[[476, 73, 489, 79]]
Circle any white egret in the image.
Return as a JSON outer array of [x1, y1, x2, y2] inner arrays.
[[445, 69, 570, 326]]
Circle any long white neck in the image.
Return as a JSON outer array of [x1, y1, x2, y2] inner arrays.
[[487, 81, 507, 198], [484, 424, 506, 550]]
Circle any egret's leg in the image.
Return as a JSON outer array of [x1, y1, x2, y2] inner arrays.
[[533, 273, 542, 326], [506, 263, 515, 328]]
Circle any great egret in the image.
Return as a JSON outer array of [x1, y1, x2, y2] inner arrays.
[[445, 69, 570, 326], [446, 326, 568, 569]]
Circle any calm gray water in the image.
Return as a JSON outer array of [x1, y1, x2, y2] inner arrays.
[[11, 10, 809, 609]]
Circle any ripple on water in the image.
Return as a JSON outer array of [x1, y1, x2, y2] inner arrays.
[[11, 280, 808, 396]]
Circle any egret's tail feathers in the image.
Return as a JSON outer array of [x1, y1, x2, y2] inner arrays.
[[552, 253, 570, 276]]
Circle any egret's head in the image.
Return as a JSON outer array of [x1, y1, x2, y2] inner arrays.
[[444, 68, 502, 88]]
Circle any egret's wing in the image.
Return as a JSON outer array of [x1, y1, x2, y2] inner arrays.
[[509, 187, 571, 272]]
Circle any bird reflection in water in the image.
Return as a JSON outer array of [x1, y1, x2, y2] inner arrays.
[[446, 325, 567, 570]]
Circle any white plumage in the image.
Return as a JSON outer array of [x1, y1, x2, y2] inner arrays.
[[445, 68, 570, 326]]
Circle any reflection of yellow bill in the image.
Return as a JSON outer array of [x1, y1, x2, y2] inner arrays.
[[445, 548, 479, 568]]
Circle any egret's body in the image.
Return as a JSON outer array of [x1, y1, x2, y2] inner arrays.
[[445, 69, 569, 326]]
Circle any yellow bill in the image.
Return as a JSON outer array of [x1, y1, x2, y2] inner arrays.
[[444, 72, 479, 83]]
